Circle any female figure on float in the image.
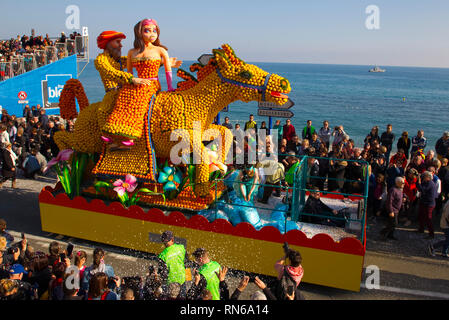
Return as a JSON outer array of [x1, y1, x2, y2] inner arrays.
[[101, 19, 176, 148], [234, 166, 260, 203]]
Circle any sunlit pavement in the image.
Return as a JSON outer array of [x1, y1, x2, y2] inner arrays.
[[1, 175, 448, 300]]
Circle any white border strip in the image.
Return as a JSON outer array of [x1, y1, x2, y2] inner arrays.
[[360, 283, 449, 299]]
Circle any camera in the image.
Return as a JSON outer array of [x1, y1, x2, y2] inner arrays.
[[148, 265, 155, 275], [283, 242, 290, 254]]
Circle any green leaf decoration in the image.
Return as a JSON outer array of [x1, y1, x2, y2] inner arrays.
[[62, 164, 72, 198]]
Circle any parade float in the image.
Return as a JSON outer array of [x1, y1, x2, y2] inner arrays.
[[39, 42, 368, 292]]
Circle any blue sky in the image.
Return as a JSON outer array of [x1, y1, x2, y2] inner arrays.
[[1, 0, 448, 67]]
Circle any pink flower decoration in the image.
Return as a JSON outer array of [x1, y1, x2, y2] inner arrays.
[[113, 174, 137, 197], [44, 149, 74, 173]]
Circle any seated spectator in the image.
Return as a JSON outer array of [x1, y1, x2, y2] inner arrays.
[[303, 187, 344, 227], [23, 148, 47, 179]]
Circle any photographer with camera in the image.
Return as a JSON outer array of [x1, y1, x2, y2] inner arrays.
[[271, 243, 305, 300], [1, 236, 27, 270]]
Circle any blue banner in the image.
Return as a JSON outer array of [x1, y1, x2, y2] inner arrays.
[[0, 55, 77, 117]]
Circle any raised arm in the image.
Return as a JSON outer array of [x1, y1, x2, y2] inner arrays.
[[160, 48, 174, 91]]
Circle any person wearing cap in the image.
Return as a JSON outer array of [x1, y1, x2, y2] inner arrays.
[[192, 248, 221, 300], [158, 231, 188, 290], [435, 131, 449, 161], [7, 264, 36, 300]]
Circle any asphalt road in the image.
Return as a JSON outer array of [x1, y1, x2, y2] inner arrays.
[[1, 173, 449, 300]]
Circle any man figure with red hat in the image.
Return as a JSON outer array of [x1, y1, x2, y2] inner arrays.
[[94, 31, 181, 142]]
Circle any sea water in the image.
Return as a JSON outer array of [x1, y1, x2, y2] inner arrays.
[[79, 60, 449, 150]]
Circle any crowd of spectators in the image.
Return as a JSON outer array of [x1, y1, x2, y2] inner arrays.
[[0, 226, 304, 300], [0, 106, 74, 187], [0, 31, 81, 63], [221, 116, 449, 249]]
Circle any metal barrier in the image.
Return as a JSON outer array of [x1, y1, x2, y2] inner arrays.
[[11, 56, 24, 76], [0, 61, 13, 81], [0, 35, 89, 81], [211, 154, 369, 244], [23, 53, 36, 72]]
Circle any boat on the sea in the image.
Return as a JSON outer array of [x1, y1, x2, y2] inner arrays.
[[369, 65, 385, 73]]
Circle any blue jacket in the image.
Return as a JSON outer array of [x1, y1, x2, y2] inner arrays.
[[80, 263, 115, 294], [417, 180, 437, 207]]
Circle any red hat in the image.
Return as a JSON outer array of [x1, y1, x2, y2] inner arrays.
[[97, 31, 126, 50]]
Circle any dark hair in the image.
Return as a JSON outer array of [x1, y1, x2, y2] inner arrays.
[[74, 250, 87, 266], [288, 250, 302, 267], [88, 272, 108, 298], [201, 288, 212, 300], [53, 262, 66, 279], [0, 218, 6, 230], [133, 20, 167, 55], [32, 252, 49, 272], [93, 248, 105, 267], [192, 248, 207, 260], [49, 241, 61, 256]]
